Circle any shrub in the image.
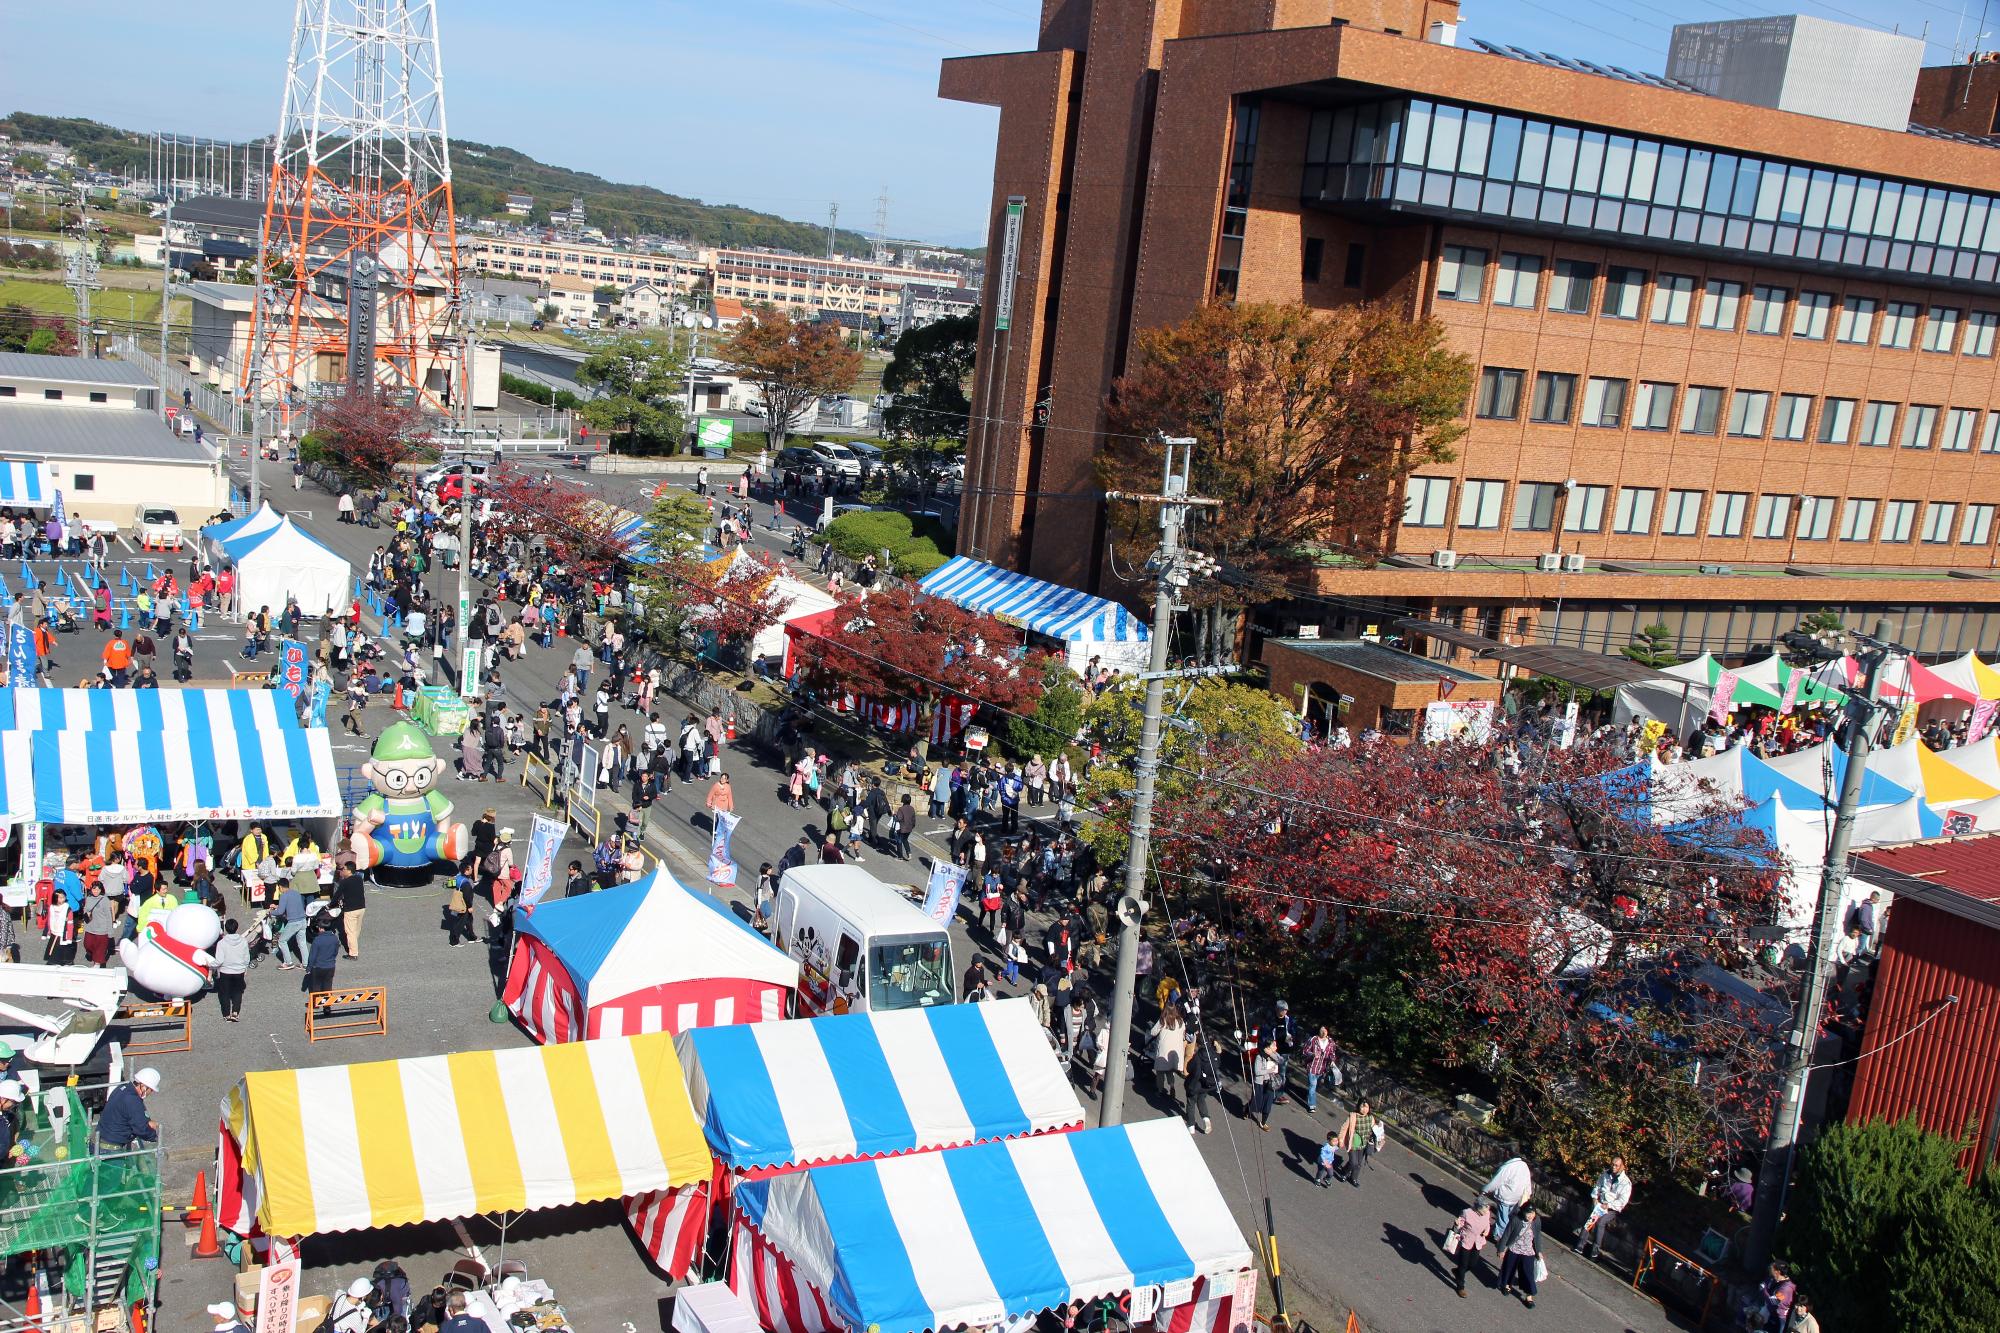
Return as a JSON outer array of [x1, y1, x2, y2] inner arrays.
[[821, 509, 948, 578]]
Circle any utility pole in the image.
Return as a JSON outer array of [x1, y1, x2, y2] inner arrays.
[[826, 202, 838, 260], [1746, 618, 1895, 1271], [65, 187, 99, 345], [1097, 439, 1221, 1127]]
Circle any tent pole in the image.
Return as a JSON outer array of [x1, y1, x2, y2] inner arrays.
[[1676, 680, 1692, 744]]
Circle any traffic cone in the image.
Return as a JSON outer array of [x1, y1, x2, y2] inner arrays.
[[131, 1300, 147, 1333], [193, 1200, 221, 1259], [187, 1169, 210, 1223], [726, 716, 736, 743], [23, 1269, 38, 1323]]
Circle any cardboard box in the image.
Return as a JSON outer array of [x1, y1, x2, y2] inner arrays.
[[295, 1294, 330, 1330], [234, 1267, 262, 1315]]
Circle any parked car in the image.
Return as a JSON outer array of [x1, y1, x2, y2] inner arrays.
[[844, 440, 887, 477], [809, 441, 863, 479], [131, 505, 183, 550], [775, 445, 819, 471]]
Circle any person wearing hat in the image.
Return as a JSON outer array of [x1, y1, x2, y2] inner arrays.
[[0, 1079, 28, 1165], [330, 1277, 374, 1333], [490, 829, 517, 911], [1725, 1165, 1756, 1215], [99, 1068, 160, 1152], [0, 1039, 30, 1081], [206, 1302, 251, 1333]]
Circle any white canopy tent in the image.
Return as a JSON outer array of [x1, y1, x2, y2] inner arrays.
[[221, 517, 352, 617], [203, 502, 283, 566]]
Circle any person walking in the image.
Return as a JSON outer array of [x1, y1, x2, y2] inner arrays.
[[1576, 1155, 1632, 1261], [1248, 1041, 1280, 1130], [445, 859, 477, 947], [336, 860, 368, 959], [1495, 1203, 1546, 1308], [303, 916, 339, 994], [213, 919, 251, 1022], [1447, 1197, 1495, 1298], [892, 794, 917, 859], [1333, 1099, 1379, 1186], [81, 882, 118, 967], [706, 773, 734, 819], [1184, 1036, 1220, 1134], [1302, 1025, 1338, 1113], [1483, 1156, 1534, 1236], [271, 881, 308, 969]]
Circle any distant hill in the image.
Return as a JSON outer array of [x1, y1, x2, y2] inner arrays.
[[2, 110, 910, 254]]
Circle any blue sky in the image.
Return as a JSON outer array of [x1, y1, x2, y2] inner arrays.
[[2, 0, 1976, 247]]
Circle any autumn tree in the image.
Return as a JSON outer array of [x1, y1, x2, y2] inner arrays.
[[477, 466, 625, 576], [576, 333, 685, 453], [310, 389, 428, 482], [722, 307, 862, 451], [1146, 740, 1786, 1192], [794, 584, 1049, 739], [1103, 301, 1473, 651]]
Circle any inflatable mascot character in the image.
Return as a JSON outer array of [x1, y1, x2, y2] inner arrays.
[[118, 903, 222, 998], [350, 721, 469, 871]]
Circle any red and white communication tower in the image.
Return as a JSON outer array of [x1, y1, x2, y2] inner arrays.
[[246, 0, 463, 453]]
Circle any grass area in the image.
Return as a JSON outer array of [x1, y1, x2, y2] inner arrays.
[[0, 274, 176, 326], [851, 350, 889, 399]]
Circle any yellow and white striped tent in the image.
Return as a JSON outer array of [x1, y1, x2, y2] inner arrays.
[[219, 1032, 711, 1238]]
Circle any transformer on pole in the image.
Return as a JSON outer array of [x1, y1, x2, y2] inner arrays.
[[246, 0, 464, 458]]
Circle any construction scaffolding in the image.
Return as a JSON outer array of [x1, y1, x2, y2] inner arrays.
[[0, 1089, 161, 1332]]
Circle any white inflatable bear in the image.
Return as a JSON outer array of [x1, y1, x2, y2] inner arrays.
[[117, 903, 223, 999]]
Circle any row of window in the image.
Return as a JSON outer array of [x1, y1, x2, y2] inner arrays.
[[1471, 366, 2000, 451], [1437, 246, 2000, 353], [0, 386, 111, 403], [1404, 477, 1998, 547]]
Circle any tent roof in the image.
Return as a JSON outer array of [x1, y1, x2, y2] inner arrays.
[[516, 867, 797, 998], [1761, 740, 1918, 807], [223, 1032, 711, 1237], [1647, 748, 1835, 823], [223, 516, 350, 568], [31, 724, 337, 825], [204, 502, 282, 547], [0, 732, 33, 824], [920, 557, 1147, 646], [734, 1118, 1252, 1333], [1935, 737, 2000, 791], [677, 998, 1085, 1171], [0, 686, 300, 732]]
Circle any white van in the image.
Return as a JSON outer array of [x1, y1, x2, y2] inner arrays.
[[774, 864, 955, 1015]]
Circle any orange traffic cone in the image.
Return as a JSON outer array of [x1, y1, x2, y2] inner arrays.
[[131, 1301, 147, 1333], [194, 1202, 222, 1259], [725, 716, 737, 743], [187, 1170, 211, 1223], [23, 1270, 38, 1323]]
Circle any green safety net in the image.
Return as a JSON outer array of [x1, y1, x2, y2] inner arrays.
[[0, 1089, 161, 1308]]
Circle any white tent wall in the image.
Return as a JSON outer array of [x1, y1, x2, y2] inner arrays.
[[229, 520, 353, 618]]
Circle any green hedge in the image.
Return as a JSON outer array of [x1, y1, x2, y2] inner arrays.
[[822, 509, 950, 578]]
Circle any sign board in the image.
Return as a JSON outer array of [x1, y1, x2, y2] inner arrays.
[[255, 1257, 301, 1333], [1422, 699, 1497, 745], [573, 742, 600, 804], [922, 860, 967, 929], [993, 197, 1025, 333], [460, 645, 481, 700], [697, 418, 733, 450]]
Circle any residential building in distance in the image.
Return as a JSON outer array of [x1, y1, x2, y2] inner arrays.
[[895, 281, 979, 332], [944, 0, 2000, 660], [711, 248, 963, 320], [459, 232, 710, 293], [505, 192, 535, 216]]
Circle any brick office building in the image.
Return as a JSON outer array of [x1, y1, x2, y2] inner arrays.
[[944, 2, 2000, 664]]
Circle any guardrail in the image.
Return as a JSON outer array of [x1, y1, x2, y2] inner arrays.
[[1631, 1236, 1720, 1326]]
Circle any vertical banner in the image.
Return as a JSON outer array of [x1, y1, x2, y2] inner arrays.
[[993, 196, 1025, 332], [17, 823, 42, 895], [520, 813, 567, 909], [277, 638, 308, 702], [922, 859, 969, 928], [7, 616, 36, 688], [255, 1256, 301, 1333], [461, 644, 482, 700], [709, 810, 740, 887], [1555, 698, 1580, 750], [308, 674, 332, 728], [1969, 699, 2000, 744], [1778, 665, 1804, 716], [1708, 670, 1739, 723], [1893, 698, 1919, 747]]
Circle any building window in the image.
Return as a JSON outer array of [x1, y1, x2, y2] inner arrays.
[[72, 474, 93, 491], [1839, 498, 1878, 541], [1661, 489, 1704, 536], [1698, 279, 1743, 330], [1602, 266, 1646, 319], [1942, 408, 1979, 452], [1708, 491, 1747, 537], [1548, 259, 1595, 314], [1922, 501, 1958, 544], [1858, 400, 1897, 447], [1818, 398, 1856, 444], [1475, 367, 1524, 419], [1613, 487, 1656, 534], [1634, 381, 1675, 431], [1582, 377, 1627, 427], [1493, 253, 1541, 308], [1793, 291, 1833, 339], [1529, 371, 1577, 424], [0, 387, 12, 398], [88, 391, 107, 404], [1967, 311, 1999, 356], [1923, 306, 1962, 353], [42, 389, 61, 401], [1880, 301, 1919, 349], [1983, 416, 2000, 453], [1901, 404, 1939, 450], [1727, 390, 1771, 438], [1301, 237, 1324, 283], [1797, 495, 1835, 541], [1747, 285, 1787, 335], [1835, 296, 1877, 344], [1963, 504, 1995, 546], [1881, 499, 1918, 543], [1563, 484, 1608, 532], [1343, 242, 1367, 288], [1752, 494, 1792, 539], [1437, 245, 1487, 302], [1650, 273, 1695, 325], [1773, 394, 1812, 441], [1458, 479, 1505, 529], [1680, 385, 1724, 435], [1403, 476, 1450, 526], [1513, 481, 1560, 531]]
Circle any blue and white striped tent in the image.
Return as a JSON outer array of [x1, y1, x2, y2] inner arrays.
[[919, 557, 1149, 673], [678, 998, 1083, 1170], [0, 687, 300, 733], [732, 1117, 1253, 1333], [30, 724, 338, 825], [0, 461, 51, 509], [0, 732, 34, 825]]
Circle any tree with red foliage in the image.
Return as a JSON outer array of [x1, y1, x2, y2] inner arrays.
[[1147, 738, 1787, 1192], [795, 584, 1051, 735], [477, 466, 626, 576], [308, 389, 427, 482], [721, 307, 863, 452]]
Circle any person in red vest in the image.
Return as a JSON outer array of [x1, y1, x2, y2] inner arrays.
[[101, 632, 133, 687]]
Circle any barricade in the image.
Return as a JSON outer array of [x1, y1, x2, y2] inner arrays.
[[231, 668, 271, 687], [569, 794, 600, 845], [305, 986, 388, 1042], [520, 753, 558, 807], [116, 999, 192, 1055], [1631, 1237, 1719, 1326]]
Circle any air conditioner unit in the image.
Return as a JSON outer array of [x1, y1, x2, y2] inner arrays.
[[1430, 548, 1458, 570], [1536, 552, 1563, 572], [1698, 563, 1734, 576], [1561, 552, 1586, 573]]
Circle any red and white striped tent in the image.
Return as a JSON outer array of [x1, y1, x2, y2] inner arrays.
[[502, 867, 798, 1045]]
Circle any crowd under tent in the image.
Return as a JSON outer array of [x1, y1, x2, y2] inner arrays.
[[503, 867, 798, 1044], [919, 556, 1149, 675]]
